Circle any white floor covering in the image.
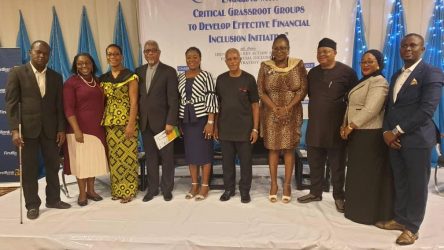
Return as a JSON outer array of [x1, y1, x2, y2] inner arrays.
[[0, 165, 443, 250]]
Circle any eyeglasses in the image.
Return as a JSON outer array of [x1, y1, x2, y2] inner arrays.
[[360, 61, 377, 66], [76, 61, 92, 67], [106, 53, 121, 57], [272, 46, 288, 52], [144, 49, 159, 54]]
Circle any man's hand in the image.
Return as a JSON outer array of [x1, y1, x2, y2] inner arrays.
[[12, 130, 24, 147], [383, 131, 401, 149], [165, 124, 174, 135], [56, 132, 66, 147]]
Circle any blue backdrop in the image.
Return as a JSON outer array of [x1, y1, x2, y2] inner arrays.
[[0, 48, 21, 184]]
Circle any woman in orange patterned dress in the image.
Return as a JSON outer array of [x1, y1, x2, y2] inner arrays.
[[257, 34, 308, 203]]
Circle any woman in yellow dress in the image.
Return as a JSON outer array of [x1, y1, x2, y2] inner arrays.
[[100, 44, 139, 203]]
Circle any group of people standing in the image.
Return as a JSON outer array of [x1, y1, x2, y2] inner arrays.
[[5, 32, 443, 246]]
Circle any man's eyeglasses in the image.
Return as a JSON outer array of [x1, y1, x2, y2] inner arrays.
[[144, 49, 159, 54]]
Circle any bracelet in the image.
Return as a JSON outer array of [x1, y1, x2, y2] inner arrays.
[[207, 120, 214, 124], [252, 129, 259, 133], [347, 124, 353, 130]]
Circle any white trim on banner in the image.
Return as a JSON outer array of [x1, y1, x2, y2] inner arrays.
[[138, 0, 356, 77]]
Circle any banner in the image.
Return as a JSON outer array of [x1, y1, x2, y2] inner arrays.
[[0, 48, 21, 185], [138, 0, 356, 77]]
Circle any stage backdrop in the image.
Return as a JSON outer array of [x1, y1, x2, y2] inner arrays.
[[138, 0, 356, 77], [0, 48, 21, 185]]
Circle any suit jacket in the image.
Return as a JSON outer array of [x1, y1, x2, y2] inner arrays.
[[135, 62, 179, 133], [345, 75, 388, 129], [5, 63, 65, 138], [383, 60, 444, 148]]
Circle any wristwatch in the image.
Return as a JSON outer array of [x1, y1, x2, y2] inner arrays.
[[391, 128, 400, 136]]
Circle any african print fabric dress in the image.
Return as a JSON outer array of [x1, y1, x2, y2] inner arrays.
[[257, 58, 308, 150], [100, 69, 139, 199]]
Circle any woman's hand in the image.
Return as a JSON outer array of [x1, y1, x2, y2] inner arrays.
[[124, 124, 136, 139], [203, 123, 214, 140], [74, 129, 84, 143]]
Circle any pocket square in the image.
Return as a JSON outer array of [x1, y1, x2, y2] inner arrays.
[[410, 78, 418, 85]]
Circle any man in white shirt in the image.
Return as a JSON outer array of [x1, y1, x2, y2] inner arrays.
[[5, 40, 70, 220], [377, 33, 444, 245]]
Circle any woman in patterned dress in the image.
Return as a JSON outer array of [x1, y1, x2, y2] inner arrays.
[[100, 44, 139, 203], [63, 53, 108, 206], [257, 34, 308, 203]]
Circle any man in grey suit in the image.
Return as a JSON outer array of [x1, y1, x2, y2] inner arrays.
[[5, 40, 70, 220], [135, 40, 179, 202]]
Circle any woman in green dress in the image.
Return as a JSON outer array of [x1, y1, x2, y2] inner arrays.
[[100, 44, 139, 203]]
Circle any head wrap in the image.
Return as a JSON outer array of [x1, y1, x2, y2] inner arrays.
[[357, 49, 384, 83], [364, 49, 384, 72], [318, 38, 337, 50]]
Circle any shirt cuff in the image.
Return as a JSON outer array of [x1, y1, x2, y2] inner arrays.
[[396, 125, 405, 134]]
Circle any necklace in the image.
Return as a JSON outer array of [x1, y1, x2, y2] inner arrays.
[[78, 74, 97, 88]]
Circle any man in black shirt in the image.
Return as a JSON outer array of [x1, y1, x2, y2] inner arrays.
[[214, 48, 260, 203], [297, 38, 358, 213]]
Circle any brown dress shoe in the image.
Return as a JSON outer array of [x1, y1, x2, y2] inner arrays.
[[396, 230, 418, 245], [375, 220, 405, 231]]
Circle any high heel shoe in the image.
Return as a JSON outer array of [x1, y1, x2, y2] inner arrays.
[[185, 183, 199, 199], [195, 184, 209, 201], [269, 185, 278, 203], [282, 184, 292, 204]]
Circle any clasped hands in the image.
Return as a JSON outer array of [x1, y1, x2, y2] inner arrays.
[[272, 105, 290, 119]]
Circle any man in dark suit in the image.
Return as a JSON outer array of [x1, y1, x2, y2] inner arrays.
[[135, 40, 179, 202], [297, 38, 358, 213], [377, 33, 444, 245], [5, 40, 70, 220]]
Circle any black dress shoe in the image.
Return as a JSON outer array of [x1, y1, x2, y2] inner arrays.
[[297, 193, 322, 203], [46, 201, 71, 209], [86, 193, 103, 201], [163, 192, 173, 201], [219, 190, 235, 201], [77, 199, 88, 207], [240, 193, 251, 203], [27, 208, 39, 220], [335, 199, 345, 213], [142, 192, 159, 202]]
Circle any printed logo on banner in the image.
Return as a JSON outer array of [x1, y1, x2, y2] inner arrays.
[[0, 48, 21, 183], [0, 169, 20, 176], [0, 130, 11, 136], [0, 67, 11, 73], [3, 150, 17, 157]]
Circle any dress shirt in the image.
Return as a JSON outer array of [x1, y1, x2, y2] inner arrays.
[[30, 62, 47, 97], [145, 62, 158, 93], [392, 58, 422, 133]]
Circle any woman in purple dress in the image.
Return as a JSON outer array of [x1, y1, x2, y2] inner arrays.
[[63, 53, 108, 206]]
